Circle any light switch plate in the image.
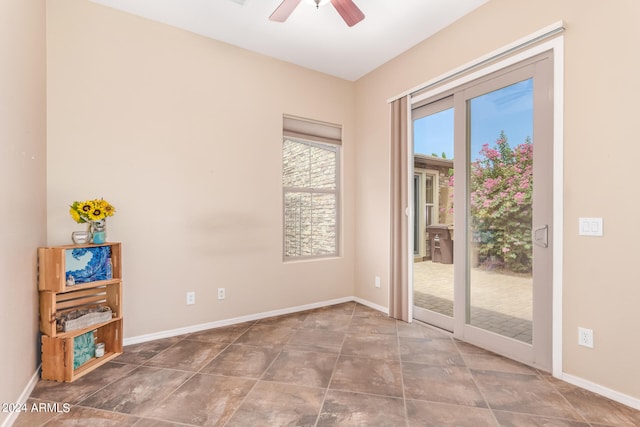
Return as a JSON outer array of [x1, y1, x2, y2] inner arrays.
[[578, 217, 603, 237]]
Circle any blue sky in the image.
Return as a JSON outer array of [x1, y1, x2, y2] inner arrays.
[[413, 79, 533, 160]]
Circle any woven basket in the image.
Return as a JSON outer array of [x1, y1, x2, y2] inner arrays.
[[63, 309, 113, 332]]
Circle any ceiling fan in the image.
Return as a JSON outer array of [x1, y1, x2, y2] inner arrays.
[[270, 0, 365, 27]]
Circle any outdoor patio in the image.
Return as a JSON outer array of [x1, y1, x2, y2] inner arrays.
[[413, 260, 533, 343]]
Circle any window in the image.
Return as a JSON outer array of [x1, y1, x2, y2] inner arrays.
[[282, 116, 341, 259], [413, 168, 440, 259]]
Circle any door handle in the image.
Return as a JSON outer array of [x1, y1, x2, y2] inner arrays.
[[533, 225, 548, 248]]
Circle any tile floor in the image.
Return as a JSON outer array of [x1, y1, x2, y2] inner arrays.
[[15, 302, 640, 426]]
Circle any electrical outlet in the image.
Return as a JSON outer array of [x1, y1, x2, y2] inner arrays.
[[186, 291, 195, 305], [375, 276, 381, 288], [217, 288, 225, 300], [578, 327, 594, 348]]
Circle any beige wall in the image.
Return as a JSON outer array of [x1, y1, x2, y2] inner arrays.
[[0, 0, 47, 423], [354, 0, 640, 400], [46, 0, 356, 338]]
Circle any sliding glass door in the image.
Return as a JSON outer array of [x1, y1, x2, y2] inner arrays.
[[411, 53, 553, 370], [412, 98, 455, 331]]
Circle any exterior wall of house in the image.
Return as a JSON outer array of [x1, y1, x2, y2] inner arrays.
[[0, 0, 47, 424], [46, 0, 356, 338], [354, 0, 640, 401], [414, 156, 453, 260], [414, 157, 453, 226]]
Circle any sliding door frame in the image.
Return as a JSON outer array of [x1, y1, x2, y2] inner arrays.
[[404, 32, 564, 375]]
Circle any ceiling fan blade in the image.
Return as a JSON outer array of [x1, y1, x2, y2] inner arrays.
[[330, 0, 365, 27], [269, 0, 302, 22]]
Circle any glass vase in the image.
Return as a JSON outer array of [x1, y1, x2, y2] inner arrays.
[[71, 229, 92, 245], [91, 220, 107, 244]]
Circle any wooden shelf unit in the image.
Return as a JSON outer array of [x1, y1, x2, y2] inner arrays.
[[41, 319, 123, 382], [38, 242, 121, 293], [38, 242, 123, 382]]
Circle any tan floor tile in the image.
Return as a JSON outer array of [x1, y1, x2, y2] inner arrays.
[[330, 355, 403, 398], [79, 366, 192, 417], [353, 304, 388, 318], [400, 336, 465, 366], [403, 362, 487, 408], [33, 405, 139, 426], [12, 399, 64, 427], [225, 381, 324, 427], [145, 339, 228, 371], [302, 311, 353, 332], [312, 302, 357, 315], [397, 320, 451, 339], [551, 379, 640, 427], [406, 400, 499, 427], [472, 370, 583, 421], [256, 312, 309, 328], [133, 418, 191, 427], [286, 327, 345, 353], [146, 374, 255, 426], [348, 316, 398, 335], [118, 337, 183, 365], [233, 324, 297, 347], [454, 340, 494, 355], [186, 322, 254, 343], [30, 362, 136, 404], [493, 411, 591, 426], [263, 349, 338, 388], [317, 390, 406, 426], [341, 333, 399, 360], [200, 343, 280, 378], [462, 352, 538, 374]]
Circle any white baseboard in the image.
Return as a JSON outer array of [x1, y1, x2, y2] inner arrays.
[[559, 372, 640, 411], [352, 296, 389, 315], [124, 296, 359, 346], [1, 365, 41, 427]]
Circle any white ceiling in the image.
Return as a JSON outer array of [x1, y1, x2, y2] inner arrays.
[[89, 0, 488, 81]]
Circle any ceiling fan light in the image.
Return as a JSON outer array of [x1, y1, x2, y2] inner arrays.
[[303, 0, 330, 7]]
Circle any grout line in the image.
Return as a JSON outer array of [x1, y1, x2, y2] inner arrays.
[[313, 307, 353, 427], [131, 369, 199, 426], [395, 319, 410, 427], [71, 362, 145, 407], [540, 374, 592, 425], [465, 355, 501, 426], [218, 311, 313, 426]]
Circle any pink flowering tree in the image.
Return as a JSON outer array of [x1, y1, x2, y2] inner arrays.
[[470, 131, 533, 274]]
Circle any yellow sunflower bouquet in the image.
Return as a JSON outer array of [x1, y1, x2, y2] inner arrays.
[[69, 199, 116, 224]]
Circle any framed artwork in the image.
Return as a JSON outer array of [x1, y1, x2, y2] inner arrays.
[[65, 246, 112, 284]]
